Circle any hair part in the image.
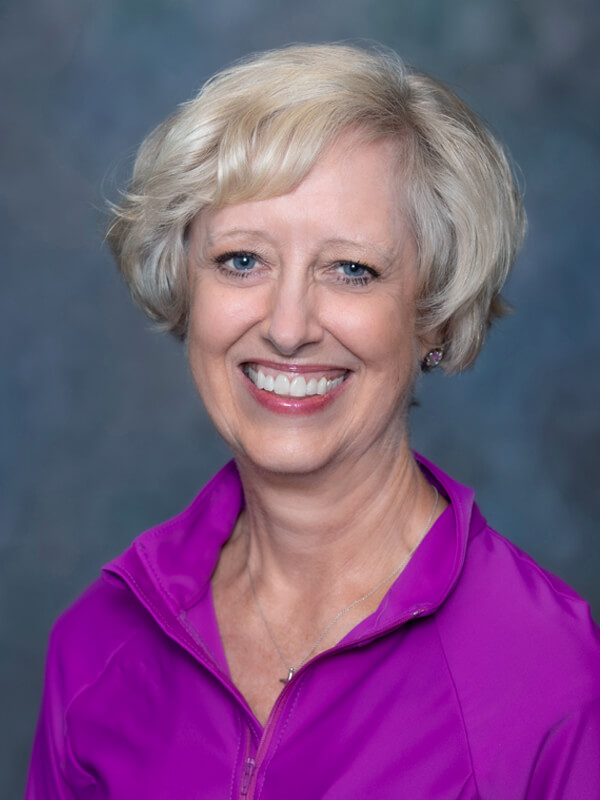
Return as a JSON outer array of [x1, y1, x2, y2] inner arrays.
[[107, 42, 526, 373]]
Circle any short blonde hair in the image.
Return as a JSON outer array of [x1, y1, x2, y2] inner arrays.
[[107, 43, 525, 373]]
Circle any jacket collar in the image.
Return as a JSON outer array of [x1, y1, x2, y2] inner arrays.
[[104, 454, 487, 633]]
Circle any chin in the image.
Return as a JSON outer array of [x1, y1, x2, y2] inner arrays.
[[235, 438, 338, 478]]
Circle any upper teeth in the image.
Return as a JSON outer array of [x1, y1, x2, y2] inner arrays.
[[246, 367, 345, 397]]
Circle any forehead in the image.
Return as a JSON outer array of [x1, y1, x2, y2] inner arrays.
[[194, 134, 411, 252]]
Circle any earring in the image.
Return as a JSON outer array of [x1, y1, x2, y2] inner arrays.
[[422, 347, 444, 370]]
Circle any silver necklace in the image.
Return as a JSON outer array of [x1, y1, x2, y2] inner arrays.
[[246, 487, 439, 684]]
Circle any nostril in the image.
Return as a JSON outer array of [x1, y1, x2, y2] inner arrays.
[[265, 309, 321, 355]]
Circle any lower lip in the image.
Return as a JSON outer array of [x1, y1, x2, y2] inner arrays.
[[241, 371, 350, 415]]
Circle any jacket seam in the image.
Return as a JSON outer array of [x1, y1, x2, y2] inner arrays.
[[524, 694, 600, 796], [137, 539, 180, 609], [433, 615, 481, 799], [178, 610, 225, 672], [468, 516, 488, 542], [485, 527, 591, 604], [119, 566, 182, 634], [63, 631, 139, 789], [63, 720, 97, 790]]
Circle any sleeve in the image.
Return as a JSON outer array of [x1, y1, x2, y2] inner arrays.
[[526, 697, 600, 799], [25, 623, 94, 800]]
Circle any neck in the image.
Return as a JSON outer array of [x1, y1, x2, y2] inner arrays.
[[232, 441, 439, 603]]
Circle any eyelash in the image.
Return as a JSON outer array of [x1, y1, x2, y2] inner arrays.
[[212, 251, 381, 286]]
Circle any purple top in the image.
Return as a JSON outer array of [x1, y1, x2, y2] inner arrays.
[[27, 454, 600, 798]]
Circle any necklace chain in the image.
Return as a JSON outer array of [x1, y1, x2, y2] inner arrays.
[[246, 487, 439, 684]]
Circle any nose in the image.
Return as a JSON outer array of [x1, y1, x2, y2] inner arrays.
[[264, 272, 323, 356]]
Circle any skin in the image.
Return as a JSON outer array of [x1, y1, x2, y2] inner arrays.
[[187, 132, 447, 726]]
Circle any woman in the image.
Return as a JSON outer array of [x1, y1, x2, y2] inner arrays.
[[27, 44, 600, 799]]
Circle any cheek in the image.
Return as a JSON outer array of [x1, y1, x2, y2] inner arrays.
[[187, 282, 259, 363], [331, 295, 418, 366]]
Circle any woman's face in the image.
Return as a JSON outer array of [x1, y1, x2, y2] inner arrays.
[[187, 133, 426, 476]]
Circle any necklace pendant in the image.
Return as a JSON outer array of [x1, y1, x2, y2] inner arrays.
[[279, 667, 295, 685]]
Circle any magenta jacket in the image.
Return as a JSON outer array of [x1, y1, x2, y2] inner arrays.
[[27, 454, 600, 799]]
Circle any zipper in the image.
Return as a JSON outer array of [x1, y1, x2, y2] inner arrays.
[[238, 725, 257, 798], [240, 756, 256, 796]]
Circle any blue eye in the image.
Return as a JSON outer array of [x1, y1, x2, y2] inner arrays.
[[340, 262, 368, 277], [332, 260, 379, 286], [230, 253, 256, 271], [214, 251, 259, 278]]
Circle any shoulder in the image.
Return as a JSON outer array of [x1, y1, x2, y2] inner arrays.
[[437, 523, 600, 701], [46, 572, 152, 711], [433, 521, 600, 791]]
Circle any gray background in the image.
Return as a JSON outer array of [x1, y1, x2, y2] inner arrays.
[[2, 0, 599, 796]]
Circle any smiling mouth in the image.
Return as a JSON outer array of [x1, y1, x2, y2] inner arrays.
[[242, 364, 349, 398]]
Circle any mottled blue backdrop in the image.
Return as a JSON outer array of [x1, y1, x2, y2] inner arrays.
[[2, 0, 599, 796]]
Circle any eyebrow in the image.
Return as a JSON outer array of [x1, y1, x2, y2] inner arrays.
[[205, 230, 395, 262], [319, 237, 388, 256], [204, 229, 277, 247]]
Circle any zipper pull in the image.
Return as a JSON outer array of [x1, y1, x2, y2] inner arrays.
[[240, 757, 255, 796]]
